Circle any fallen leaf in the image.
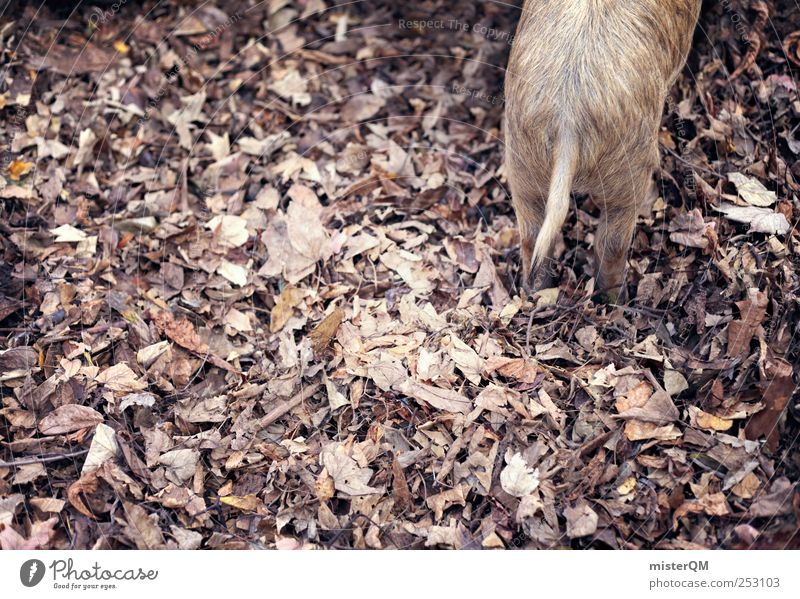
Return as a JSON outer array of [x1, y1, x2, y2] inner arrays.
[[715, 203, 790, 235], [51, 224, 88, 243], [7, 158, 33, 180], [446, 334, 484, 385], [39, 405, 103, 435], [206, 214, 249, 248], [745, 374, 795, 452], [664, 369, 689, 397], [81, 423, 119, 475], [220, 495, 265, 513], [121, 501, 165, 549], [217, 259, 249, 287], [159, 448, 199, 485], [565, 502, 598, 539], [319, 443, 382, 496], [728, 172, 777, 206], [500, 453, 540, 498], [731, 472, 761, 499], [624, 420, 682, 441], [309, 308, 345, 352], [689, 406, 733, 432], [151, 310, 235, 372], [0, 517, 58, 550], [668, 208, 716, 249], [727, 288, 768, 358], [96, 362, 147, 393], [398, 380, 471, 414], [270, 286, 306, 333]]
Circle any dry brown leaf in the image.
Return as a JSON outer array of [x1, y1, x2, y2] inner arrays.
[[744, 373, 795, 452], [398, 380, 471, 415], [6, 158, 33, 180], [67, 473, 100, 519], [319, 443, 383, 496], [0, 517, 58, 550], [727, 288, 768, 358], [39, 404, 103, 435], [309, 308, 345, 352], [623, 420, 682, 441], [220, 495, 265, 513], [565, 502, 598, 539], [122, 501, 166, 549], [270, 285, 306, 333], [151, 310, 236, 372], [688, 406, 733, 432]]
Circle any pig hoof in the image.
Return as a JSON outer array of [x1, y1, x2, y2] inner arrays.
[[592, 286, 627, 305], [522, 269, 554, 296]]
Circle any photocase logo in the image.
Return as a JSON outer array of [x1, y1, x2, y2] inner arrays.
[[20, 559, 46, 587]]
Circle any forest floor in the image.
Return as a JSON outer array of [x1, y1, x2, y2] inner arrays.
[[0, 0, 799, 549]]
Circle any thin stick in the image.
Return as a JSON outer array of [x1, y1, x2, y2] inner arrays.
[[0, 448, 89, 468], [259, 382, 322, 428]]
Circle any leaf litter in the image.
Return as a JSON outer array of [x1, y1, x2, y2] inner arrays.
[[0, 0, 798, 549]]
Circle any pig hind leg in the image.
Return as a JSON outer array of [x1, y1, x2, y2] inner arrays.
[[593, 197, 641, 304]]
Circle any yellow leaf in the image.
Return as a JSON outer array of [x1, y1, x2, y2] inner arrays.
[[533, 287, 559, 307], [219, 494, 263, 513], [688, 406, 732, 431], [269, 286, 305, 333], [617, 476, 636, 496], [113, 40, 130, 54], [7, 159, 33, 181]]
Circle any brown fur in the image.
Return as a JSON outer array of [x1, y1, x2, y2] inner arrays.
[[504, 0, 701, 301]]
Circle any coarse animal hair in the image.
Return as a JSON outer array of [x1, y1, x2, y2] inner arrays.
[[504, 0, 701, 301]]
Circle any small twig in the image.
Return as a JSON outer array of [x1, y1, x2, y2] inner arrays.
[[0, 448, 89, 468], [525, 307, 535, 355], [260, 382, 322, 427]]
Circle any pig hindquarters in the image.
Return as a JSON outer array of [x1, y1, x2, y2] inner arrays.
[[504, 0, 701, 301]]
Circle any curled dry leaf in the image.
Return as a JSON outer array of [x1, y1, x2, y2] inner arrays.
[[668, 208, 716, 249], [67, 473, 100, 519], [270, 285, 306, 333], [96, 362, 147, 393], [727, 288, 768, 358], [446, 333, 485, 385], [714, 202, 790, 235], [727, 172, 777, 207], [319, 443, 383, 497], [81, 423, 120, 475], [39, 404, 103, 435], [500, 453, 540, 498], [744, 373, 795, 453], [121, 501, 166, 549], [672, 493, 730, 530], [151, 309, 235, 372], [398, 379, 471, 415], [219, 495, 266, 514], [0, 516, 58, 550], [309, 308, 345, 353], [688, 406, 733, 432], [158, 448, 200, 485]]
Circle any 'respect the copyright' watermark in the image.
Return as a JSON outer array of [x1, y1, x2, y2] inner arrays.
[[398, 18, 515, 44]]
